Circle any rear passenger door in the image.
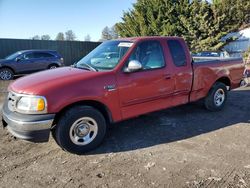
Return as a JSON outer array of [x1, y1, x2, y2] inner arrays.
[[166, 39, 193, 105], [20, 52, 54, 73], [31, 52, 55, 70]]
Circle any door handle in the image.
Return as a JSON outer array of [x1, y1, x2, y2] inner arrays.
[[164, 74, 171, 80]]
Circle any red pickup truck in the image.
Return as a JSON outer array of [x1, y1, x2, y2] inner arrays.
[[2, 37, 244, 154]]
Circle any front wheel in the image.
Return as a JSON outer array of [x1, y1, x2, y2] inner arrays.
[[53, 106, 107, 154], [205, 82, 227, 111], [0, 68, 14, 80]]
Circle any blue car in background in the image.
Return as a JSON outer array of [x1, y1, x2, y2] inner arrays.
[[0, 50, 64, 80], [192, 51, 230, 62]]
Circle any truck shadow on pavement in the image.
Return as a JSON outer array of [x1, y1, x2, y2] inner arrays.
[[90, 89, 250, 154]]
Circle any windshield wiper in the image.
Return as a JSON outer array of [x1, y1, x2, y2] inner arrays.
[[73, 63, 98, 72]]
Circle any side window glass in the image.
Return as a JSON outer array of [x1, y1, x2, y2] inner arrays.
[[129, 41, 165, 70], [23, 53, 34, 60], [17, 54, 25, 60], [33, 53, 45, 58], [39, 53, 54, 58], [26, 52, 55, 59], [167, 40, 187, 67]]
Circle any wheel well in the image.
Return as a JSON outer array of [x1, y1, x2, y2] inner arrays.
[[216, 77, 231, 88], [53, 100, 113, 126], [48, 64, 58, 68], [0, 66, 15, 74]]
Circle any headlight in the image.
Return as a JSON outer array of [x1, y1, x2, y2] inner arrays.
[[16, 96, 47, 114]]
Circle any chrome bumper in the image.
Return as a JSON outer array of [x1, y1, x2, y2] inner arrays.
[[2, 103, 55, 142], [2, 111, 53, 131]]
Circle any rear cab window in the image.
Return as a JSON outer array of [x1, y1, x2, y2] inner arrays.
[[167, 40, 187, 67]]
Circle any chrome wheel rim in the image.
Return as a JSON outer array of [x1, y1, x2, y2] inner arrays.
[[69, 117, 98, 146], [50, 66, 57, 69], [0, 70, 12, 80], [214, 89, 225, 106]]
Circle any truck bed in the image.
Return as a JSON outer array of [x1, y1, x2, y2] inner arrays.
[[190, 57, 244, 102], [193, 57, 242, 63]]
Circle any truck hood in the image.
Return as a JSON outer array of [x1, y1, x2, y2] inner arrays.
[[9, 67, 105, 95]]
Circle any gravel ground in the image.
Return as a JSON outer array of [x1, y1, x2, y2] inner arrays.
[[0, 80, 250, 188]]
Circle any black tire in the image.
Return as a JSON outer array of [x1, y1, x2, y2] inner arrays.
[[53, 106, 107, 154], [205, 82, 227, 111], [0, 68, 14, 80], [48, 64, 58, 69]]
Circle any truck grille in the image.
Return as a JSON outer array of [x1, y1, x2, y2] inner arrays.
[[7, 92, 18, 112]]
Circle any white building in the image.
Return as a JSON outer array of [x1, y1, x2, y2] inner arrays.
[[221, 27, 250, 57]]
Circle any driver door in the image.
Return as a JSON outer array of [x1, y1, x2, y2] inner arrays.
[[14, 52, 37, 73], [117, 40, 174, 119], [16, 52, 46, 73]]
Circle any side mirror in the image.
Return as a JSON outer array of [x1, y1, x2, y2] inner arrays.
[[15, 57, 21, 62], [71, 62, 78, 68], [124, 60, 142, 73]]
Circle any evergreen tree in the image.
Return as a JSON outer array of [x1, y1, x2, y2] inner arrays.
[[116, 0, 250, 52]]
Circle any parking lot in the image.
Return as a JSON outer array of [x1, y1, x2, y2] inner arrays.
[[0, 80, 249, 188]]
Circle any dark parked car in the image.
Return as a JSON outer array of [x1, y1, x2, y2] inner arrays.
[[0, 50, 64, 80], [192, 51, 229, 58]]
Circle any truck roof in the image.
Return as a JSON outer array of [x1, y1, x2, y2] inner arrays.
[[117, 36, 184, 42]]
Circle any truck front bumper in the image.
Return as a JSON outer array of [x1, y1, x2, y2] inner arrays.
[[2, 103, 55, 142]]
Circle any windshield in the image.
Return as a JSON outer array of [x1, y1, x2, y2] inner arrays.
[[5, 52, 22, 60], [76, 40, 133, 71]]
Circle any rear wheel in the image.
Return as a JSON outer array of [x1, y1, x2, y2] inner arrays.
[[0, 68, 14, 80], [53, 106, 107, 154], [205, 82, 227, 111], [48, 64, 58, 69]]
